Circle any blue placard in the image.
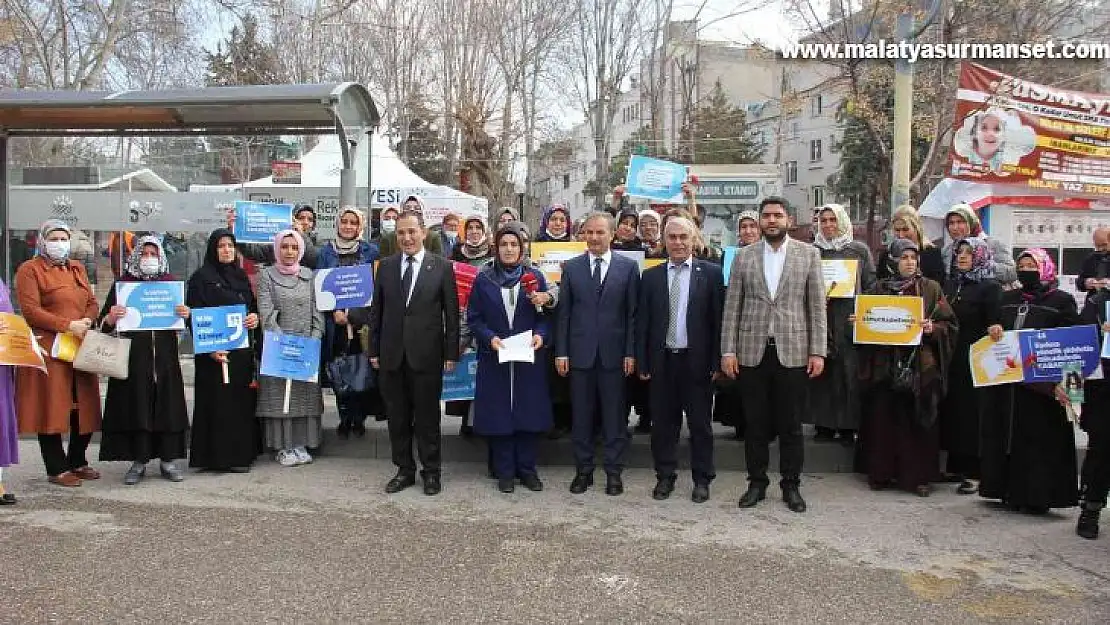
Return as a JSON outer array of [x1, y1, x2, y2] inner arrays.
[[233, 200, 295, 244], [1019, 324, 1101, 382], [1103, 302, 1110, 360], [441, 351, 477, 401], [260, 331, 321, 382], [314, 264, 374, 312], [115, 281, 186, 332], [624, 155, 687, 204], [721, 246, 740, 284], [191, 305, 250, 354]]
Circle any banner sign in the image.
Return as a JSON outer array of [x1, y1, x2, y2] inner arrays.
[[190, 305, 249, 354], [530, 242, 586, 284], [115, 281, 186, 332], [233, 200, 295, 244], [314, 265, 374, 312], [624, 155, 688, 204], [948, 62, 1110, 198], [853, 295, 924, 346], [441, 350, 478, 401], [452, 262, 480, 310], [0, 313, 46, 370], [970, 325, 1101, 387], [722, 246, 739, 284], [260, 331, 321, 382], [271, 161, 302, 185], [822, 259, 858, 298]]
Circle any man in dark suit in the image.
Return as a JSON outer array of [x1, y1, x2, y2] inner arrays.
[[636, 216, 724, 503], [369, 210, 460, 496], [555, 211, 640, 496]]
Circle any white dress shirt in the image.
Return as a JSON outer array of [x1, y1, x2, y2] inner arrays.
[[763, 237, 789, 340], [401, 248, 426, 306], [666, 257, 693, 349], [587, 249, 613, 284]]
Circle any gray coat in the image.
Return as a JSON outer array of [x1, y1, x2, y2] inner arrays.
[[255, 265, 325, 418]]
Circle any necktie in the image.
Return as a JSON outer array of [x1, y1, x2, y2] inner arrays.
[[666, 263, 685, 347], [592, 257, 603, 292], [402, 255, 415, 307]]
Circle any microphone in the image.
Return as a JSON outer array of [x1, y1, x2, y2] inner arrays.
[[520, 272, 543, 312]]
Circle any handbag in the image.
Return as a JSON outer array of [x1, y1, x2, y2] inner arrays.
[[72, 324, 131, 380], [888, 347, 918, 393], [326, 326, 374, 396]]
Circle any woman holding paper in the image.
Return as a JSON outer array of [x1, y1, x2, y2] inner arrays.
[[186, 228, 261, 473], [256, 229, 325, 467], [808, 204, 876, 445], [979, 248, 1081, 513], [99, 236, 191, 485], [467, 223, 552, 493], [15, 219, 103, 487]]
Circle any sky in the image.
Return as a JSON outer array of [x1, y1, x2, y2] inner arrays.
[[672, 0, 800, 48]]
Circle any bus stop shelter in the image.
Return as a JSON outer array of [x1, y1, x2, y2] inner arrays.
[[0, 83, 380, 280]]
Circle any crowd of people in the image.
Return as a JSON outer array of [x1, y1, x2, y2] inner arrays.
[[0, 192, 1106, 542]]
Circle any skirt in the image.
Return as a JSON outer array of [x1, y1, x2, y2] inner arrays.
[[262, 415, 322, 450]]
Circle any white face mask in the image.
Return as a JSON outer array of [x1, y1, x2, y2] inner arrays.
[[381, 219, 396, 234], [139, 257, 161, 276], [43, 240, 70, 261]]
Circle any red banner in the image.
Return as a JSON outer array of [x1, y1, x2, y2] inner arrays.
[[452, 261, 479, 310], [271, 161, 302, 185], [947, 62, 1110, 197]]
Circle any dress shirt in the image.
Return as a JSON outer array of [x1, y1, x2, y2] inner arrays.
[[401, 248, 426, 306], [764, 237, 789, 340], [666, 257, 693, 349], [587, 249, 613, 284]]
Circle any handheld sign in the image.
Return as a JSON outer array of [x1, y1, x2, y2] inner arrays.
[[233, 200, 295, 244], [115, 281, 186, 332], [530, 242, 586, 284], [1019, 325, 1100, 383], [314, 265, 374, 312], [822, 259, 858, 298], [191, 305, 249, 354], [624, 155, 687, 204], [0, 313, 47, 371], [853, 295, 923, 346], [721, 246, 740, 284], [441, 351, 478, 401], [260, 331, 322, 413]]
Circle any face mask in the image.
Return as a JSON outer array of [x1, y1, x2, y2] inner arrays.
[[139, 257, 162, 276], [381, 219, 396, 234], [43, 240, 70, 261], [1018, 270, 1041, 290]]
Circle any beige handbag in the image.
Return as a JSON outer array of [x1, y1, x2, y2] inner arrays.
[[72, 325, 131, 380]]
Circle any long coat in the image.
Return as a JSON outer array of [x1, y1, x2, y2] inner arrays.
[[255, 265, 325, 418], [14, 256, 102, 435], [467, 266, 553, 436]]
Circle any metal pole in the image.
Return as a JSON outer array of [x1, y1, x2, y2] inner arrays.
[[891, 8, 914, 211]]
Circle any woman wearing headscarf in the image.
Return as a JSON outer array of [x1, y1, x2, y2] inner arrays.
[[857, 238, 958, 496], [446, 215, 495, 435], [14, 220, 102, 487], [256, 229, 326, 467], [808, 204, 877, 445], [467, 222, 552, 493], [377, 198, 443, 257], [979, 248, 1080, 513], [493, 206, 520, 231], [736, 210, 761, 247], [537, 205, 573, 243], [638, 210, 664, 258], [572, 217, 588, 242], [877, 206, 945, 283], [937, 238, 1002, 494], [318, 207, 380, 439], [186, 229, 262, 472], [98, 236, 191, 484], [0, 280, 20, 504], [938, 203, 1017, 285], [612, 209, 644, 252]]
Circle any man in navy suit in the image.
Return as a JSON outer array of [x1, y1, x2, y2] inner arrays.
[[555, 211, 640, 495], [636, 216, 724, 503]]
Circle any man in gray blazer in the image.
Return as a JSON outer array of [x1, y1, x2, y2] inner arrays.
[[721, 197, 827, 513]]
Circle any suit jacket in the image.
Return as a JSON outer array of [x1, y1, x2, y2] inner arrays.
[[555, 251, 639, 370], [720, 238, 827, 368], [636, 258, 724, 378], [368, 251, 461, 373]]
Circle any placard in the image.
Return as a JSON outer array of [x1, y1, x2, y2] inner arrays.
[[853, 295, 923, 346], [190, 305, 250, 354], [0, 313, 46, 370], [722, 246, 740, 284], [530, 242, 586, 283], [970, 331, 1025, 387], [259, 331, 321, 382], [624, 155, 688, 204], [233, 200, 295, 244], [314, 265, 374, 312], [822, 259, 858, 298], [614, 250, 646, 273], [1019, 324, 1101, 383], [441, 351, 477, 401], [644, 258, 666, 271], [115, 281, 186, 332], [452, 262, 479, 310]]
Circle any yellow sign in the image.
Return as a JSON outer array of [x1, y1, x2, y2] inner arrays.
[[530, 242, 586, 283], [969, 331, 1025, 387], [822, 259, 858, 298], [51, 332, 81, 362], [644, 258, 666, 270], [853, 295, 923, 346], [0, 313, 47, 370]]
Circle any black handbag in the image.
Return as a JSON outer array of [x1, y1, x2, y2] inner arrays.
[[327, 326, 374, 396]]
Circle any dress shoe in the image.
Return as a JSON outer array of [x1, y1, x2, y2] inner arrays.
[[782, 486, 807, 513], [72, 466, 100, 480], [652, 476, 676, 500], [351, 421, 367, 438], [1077, 507, 1101, 540], [738, 484, 766, 508], [336, 420, 352, 440], [569, 472, 593, 494], [423, 474, 442, 496], [520, 475, 544, 492], [497, 478, 515, 493], [385, 473, 416, 493], [160, 462, 185, 482], [124, 463, 146, 486], [48, 471, 82, 487], [0, 493, 15, 505], [605, 474, 624, 496], [691, 483, 710, 504]]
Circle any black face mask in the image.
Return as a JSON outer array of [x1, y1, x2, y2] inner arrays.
[[1018, 270, 1041, 290]]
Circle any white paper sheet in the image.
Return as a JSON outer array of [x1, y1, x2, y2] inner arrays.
[[498, 330, 534, 364]]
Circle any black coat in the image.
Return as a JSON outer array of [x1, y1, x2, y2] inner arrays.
[[368, 252, 461, 373], [635, 258, 724, 378]]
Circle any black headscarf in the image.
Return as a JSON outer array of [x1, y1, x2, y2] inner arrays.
[[884, 238, 921, 294], [191, 229, 253, 305]]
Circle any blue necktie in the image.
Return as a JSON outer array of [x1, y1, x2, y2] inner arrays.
[[592, 257, 603, 292]]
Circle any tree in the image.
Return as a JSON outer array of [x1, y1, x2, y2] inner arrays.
[[392, 93, 452, 186], [680, 80, 764, 165]]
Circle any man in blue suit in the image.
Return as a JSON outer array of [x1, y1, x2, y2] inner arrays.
[[556, 211, 640, 495], [636, 216, 724, 503]]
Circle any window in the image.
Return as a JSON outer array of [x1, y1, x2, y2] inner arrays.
[[563, 173, 570, 189], [785, 161, 798, 184], [790, 121, 799, 139], [811, 94, 823, 117], [810, 139, 823, 162], [812, 186, 825, 206], [829, 134, 840, 153]]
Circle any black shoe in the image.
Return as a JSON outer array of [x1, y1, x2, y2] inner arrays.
[[957, 479, 978, 495], [336, 421, 352, 440], [691, 483, 710, 504], [423, 474, 442, 496], [498, 478, 515, 493], [123, 462, 146, 486], [782, 486, 807, 513], [652, 476, 676, 500], [351, 421, 367, 438], [520, 474, 544, 492], [569, 473, 593, 494], [738, 485, 767, 508], [0, 493, 16, 505], [605, 474, 624, 496], [385, 473, 416, 494], [814, 428, 836, 442], [1077, 507, 1101, 540]]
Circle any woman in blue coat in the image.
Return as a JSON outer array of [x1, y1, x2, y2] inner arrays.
[[467, 222, 552, 493]]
